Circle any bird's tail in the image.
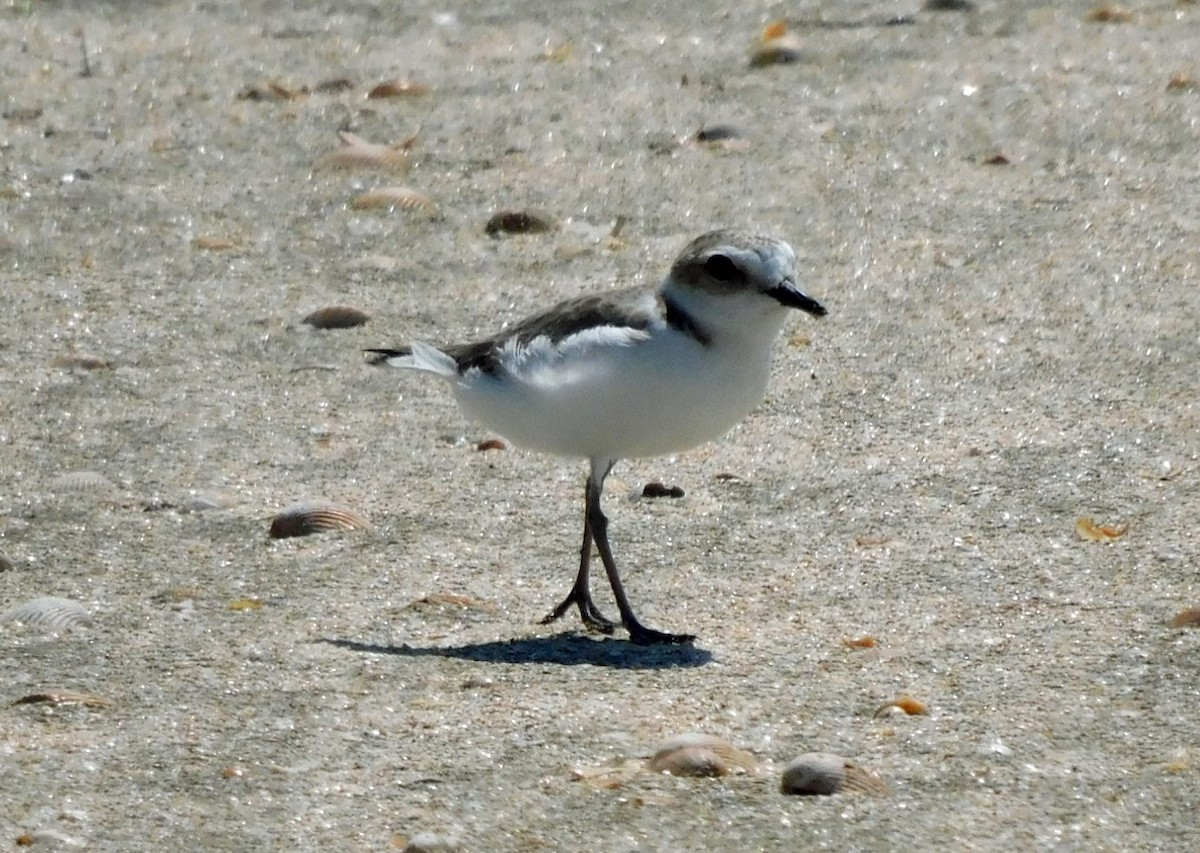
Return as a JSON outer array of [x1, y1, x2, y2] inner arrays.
[[365, 341, 458, 377]]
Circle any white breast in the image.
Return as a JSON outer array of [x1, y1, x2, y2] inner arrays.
[[452, 314, 787, 460]]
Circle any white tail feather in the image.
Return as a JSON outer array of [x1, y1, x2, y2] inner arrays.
[[395, 341, 459, 377]]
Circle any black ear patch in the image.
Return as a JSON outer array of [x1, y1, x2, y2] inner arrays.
[[703, 253, 742, 283]]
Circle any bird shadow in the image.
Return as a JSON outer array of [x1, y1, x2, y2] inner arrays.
[[317, 632, 712, 670]]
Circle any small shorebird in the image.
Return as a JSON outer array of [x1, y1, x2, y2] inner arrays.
[[369, 229, 826, 644]]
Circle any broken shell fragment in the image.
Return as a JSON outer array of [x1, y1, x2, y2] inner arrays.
[[367, 79, 429, 99], [238, 80, 305, 100], [780, 753, 888, 796], [750, 21, 802, 67], [318, 131, 414, 172], [873, 695, 927, 717], [642, 482, 684, 499], [269, 502, 370, 538], [193, 236, 237, 250], [49, 470, 117, 493], [12, 690, 112, 709], [1169, 607, 1200, 629], [302, 305, 371, 329], [351, 186, 435, 213], [485, 210, 556, 237], [1, 596, 90, 632], [842, 635, 878, 649], [1084, 4, 1133, 24], [648, 733, 757, 777], [313, 77, 355, 94], [1075, 517, 1128, 541]]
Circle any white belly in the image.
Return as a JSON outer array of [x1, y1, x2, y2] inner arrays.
[[453, 327, 778, 460]]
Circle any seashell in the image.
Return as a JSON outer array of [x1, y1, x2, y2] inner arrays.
[[1166, 73, 1198, 93], [485, 210, 556, 237], [641, 482, 684, 499], [193, 236, 237, 250], [49, 470, 117, 493], [1169, 607, 1200, 629], [780, 753, 888, 796], [1, 596, 90, 632], [351, 186, 435, 213], [873, 695, 927, 717], [367, 79, 429, 99], [750, 22, 802, 68], [15, 830, 86, 848], [313, 77, 355, 93], [854, 533, 891, 547], [647, 733, 757, 777], [269, 501, 370, 538], [475, 438, 506, 452], [12, 690, 112, 709], [302, 305, 371, 330], [569, 757, 644, 789], [1075, 517, 1128, 542], [842, 635, 877, 649], [237, 80, 306, 101], [318, 131, 414, 172], [1084, 4, 1133, 23]]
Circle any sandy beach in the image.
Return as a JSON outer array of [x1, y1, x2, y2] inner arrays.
[[2, 1, 1198, 849]]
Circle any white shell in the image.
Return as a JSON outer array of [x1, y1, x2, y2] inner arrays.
[[351, 186, 435, 212], [49, 471, 117, 493], [318, 131, 413, 172], [1, 596, 90, 632]]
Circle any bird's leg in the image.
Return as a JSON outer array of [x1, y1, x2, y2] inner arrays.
[[587, 461, 695, 646], [540, 474, 617, 633]]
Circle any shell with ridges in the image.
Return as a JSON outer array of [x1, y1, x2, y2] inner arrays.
[[648, 733, 757, 777], [49, 471, 117, 493], [269, 501, 370, 538], [1, 596, 90, 632], [351, 186, 435, 213], [780, 753, 888, 796], [317, 131, 414, 172], [12, 690, 112, 708]]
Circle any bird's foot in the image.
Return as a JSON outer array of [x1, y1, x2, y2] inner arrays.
[[540, 590, 618, 634], [626, 621, 696, 646]]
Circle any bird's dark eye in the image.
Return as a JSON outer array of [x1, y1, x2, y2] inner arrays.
[[703, 254, 741, 282]]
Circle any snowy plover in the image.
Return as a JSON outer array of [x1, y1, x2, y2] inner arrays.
[[368, 229, 826, 644]]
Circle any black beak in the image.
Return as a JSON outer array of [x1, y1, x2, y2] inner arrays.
[[767, 280, 827, 317]]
